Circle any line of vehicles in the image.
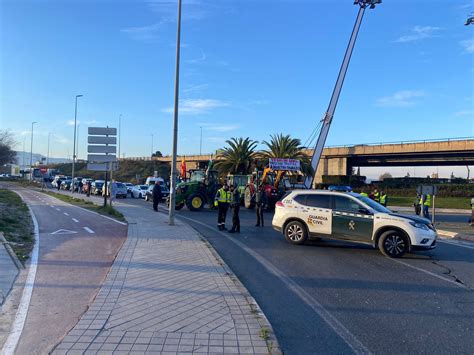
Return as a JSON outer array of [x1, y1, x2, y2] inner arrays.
[[50, 175, 170, 201]]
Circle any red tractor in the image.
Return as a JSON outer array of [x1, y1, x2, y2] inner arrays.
[[243, 168, 287, 209]]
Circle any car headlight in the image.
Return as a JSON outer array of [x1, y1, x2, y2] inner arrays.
[[409, 221, 430, 231]]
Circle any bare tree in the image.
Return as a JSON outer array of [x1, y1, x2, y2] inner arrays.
[[379, 172, 392, 181], [0, 129, 17, 165]]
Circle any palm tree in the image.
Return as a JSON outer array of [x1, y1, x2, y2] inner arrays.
[[260, 133, 313, 176], [215, 137, 258, 174]]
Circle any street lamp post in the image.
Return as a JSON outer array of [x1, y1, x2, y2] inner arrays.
[[71, 94, 83, 193], [29, 121, 37, 180], [118, 114, 122, 160], [305, 0, 381, 188], [199, 126, 202, 155], [169, 0, 182, 226], [151, 134, 154, 157], [47, 132, 51, 165]]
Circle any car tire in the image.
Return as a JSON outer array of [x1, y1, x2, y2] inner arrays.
[[284, 221, 308, 245], [378, 230, 408, 258]]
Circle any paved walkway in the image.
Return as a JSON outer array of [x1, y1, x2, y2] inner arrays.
[[52, 192, 279, 354], [0, 233, 19, 308]]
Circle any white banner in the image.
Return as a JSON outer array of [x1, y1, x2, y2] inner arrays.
[[269, 158, 301, 171]]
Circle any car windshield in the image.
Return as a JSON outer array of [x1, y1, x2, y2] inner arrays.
[[140, 185, 148, 190], [116, 183, 125, 188], [354, 195, 392, 213], [190, 170, 206, 182]]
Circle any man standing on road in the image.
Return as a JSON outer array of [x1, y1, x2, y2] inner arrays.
[[421, 193, 431, 220], [215, 184, 231, 230], [380, 191, 388, 207], [152, 182, 162, 212], [255, 185, 267, 227], [228, 185, 240, 234]]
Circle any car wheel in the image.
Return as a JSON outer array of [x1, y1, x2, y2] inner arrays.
[[284, 221, 308, 245], [378, 230, 408, 258]]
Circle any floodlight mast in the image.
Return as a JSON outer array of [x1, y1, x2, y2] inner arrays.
[[304, 0, 381, 189]]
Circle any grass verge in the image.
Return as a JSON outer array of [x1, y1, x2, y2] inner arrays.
[[388, 196, 471, 210], [43, 191, 126, 222], [0, 189, 34, 264]]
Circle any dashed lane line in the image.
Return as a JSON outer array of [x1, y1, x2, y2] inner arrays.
[[63, 212, 69, 216], [83, 227, 95, 234], [72, 218, 79, 223]]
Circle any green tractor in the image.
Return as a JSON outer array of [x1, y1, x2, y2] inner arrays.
[[226, 174, 251, 205], [170, 169, 221, 211]]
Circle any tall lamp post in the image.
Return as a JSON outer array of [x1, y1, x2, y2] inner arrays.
[[151, 134, 154, 157], [305, 0, 381, 188], [169, 0, 182, 225], [199, 126, 203, 155], [47, 132, 51, 165], [118, 114, 122, 160], [29, 121, 37, 180], [71, 94, 83, 193]]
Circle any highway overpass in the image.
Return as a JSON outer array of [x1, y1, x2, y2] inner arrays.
[[125, 137, 474, 184]]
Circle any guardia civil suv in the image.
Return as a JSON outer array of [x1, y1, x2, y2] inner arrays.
[[272, 190, 437, 258]]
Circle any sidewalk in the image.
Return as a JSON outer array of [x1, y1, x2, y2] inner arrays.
[[50, 191, 280, 354], [436, 223, 474, 242]]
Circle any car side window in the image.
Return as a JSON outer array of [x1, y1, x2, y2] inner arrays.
[[293, 194, 306, 205], [333, 196, 362, 213], [306, 195, 330, 209]]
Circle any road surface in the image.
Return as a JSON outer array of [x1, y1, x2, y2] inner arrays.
[[8, 188, 127, 354]]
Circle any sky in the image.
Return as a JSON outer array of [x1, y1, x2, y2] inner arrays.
[[1, 0, 473, 179]]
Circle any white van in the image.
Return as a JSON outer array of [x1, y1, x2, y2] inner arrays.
[[145, 177, 165, 186]]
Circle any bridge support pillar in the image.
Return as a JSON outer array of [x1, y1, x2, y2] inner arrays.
[[314, 157, 349, 186]]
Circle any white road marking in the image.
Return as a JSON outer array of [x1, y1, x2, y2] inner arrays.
[[63, 212, 69, 216], [72, 218, 79, 223], [50, 205, 55, 208], [176, 212, 371, 355], [55, 208, 61, 212], [388, 258, 467, 289], [50, 229, 78, 235], [2, 194, 40, 354], [438, 239, 474, 250], [83, 227, 95, 234]]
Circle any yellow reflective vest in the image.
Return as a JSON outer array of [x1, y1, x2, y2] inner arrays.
[[360, 192, 368, 197], [373, 192, 380, 202], [420, 194, 431, 207], [380, 194, 387, 205], [214, 188, 231, 206]]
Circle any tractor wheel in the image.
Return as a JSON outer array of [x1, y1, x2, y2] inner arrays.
[[186, 194, 205, 211], [244, 186, 255, 209]]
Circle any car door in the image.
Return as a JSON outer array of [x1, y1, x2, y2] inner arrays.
[[304, 194, 332, 236], [331, 195, 374, 242]]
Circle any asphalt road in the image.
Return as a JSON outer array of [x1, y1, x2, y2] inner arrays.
[[10, 188, 127, 354], [113, 196, 473, 355]]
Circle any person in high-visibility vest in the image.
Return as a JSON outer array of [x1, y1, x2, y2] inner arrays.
[[215, 185, 231, 230], [420, 194, 431, 219], [372, 189, 380, 203], [380, 191, 388, 207]]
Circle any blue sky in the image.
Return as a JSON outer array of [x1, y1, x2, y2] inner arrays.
[[1, 0, 473, 177]]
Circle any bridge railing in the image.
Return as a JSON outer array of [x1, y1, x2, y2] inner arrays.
[[325, 136, 474, 149]]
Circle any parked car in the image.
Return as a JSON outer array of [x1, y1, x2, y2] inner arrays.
[[328, 185, 352, 192], [145, 176, 165, 186], [145, 184, 170, 202], [91, 180, 105, 195], [123, 183, 134, 195], [102, 182, 128, 198], [131, 185, 149, 199], [60, 179, 72, 190], [272, 190, 437, 258]]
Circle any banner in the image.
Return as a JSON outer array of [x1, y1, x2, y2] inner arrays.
[[269, 158, 301, 171]]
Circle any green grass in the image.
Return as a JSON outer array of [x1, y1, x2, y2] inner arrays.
[[388, 196, 470, 210], [43, 191, 126, 222], [0, 189, 34, 264]]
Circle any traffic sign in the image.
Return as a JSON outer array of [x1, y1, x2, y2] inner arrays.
[[87, 162, 118, 172], [87, 154, 117, 163], [88, 145, 116, 154], [88, 127, 117, 136], [88, 136, 117, 145]]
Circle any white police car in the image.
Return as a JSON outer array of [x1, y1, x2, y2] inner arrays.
[[272, 190, 437, 258]]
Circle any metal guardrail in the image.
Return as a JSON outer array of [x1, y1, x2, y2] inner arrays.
[[326, 137, 474, 149]]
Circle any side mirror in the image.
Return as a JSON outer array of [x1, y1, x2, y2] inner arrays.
[[358, 207, 372, 215]]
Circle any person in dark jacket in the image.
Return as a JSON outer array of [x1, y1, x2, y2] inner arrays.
[[152, 182, 162, 211], [255, 184, 267, 227], [228, 185, 240, 233]]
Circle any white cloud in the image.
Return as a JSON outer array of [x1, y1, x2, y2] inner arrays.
[[183, 83, 209, 94], [200, 123, 239, 132], [85, 120, 99, 125], [454, 110, 473, 117], [162, 99, 229, 115], [120, 20, 170, 42], [394, 26, 441, 43], [376, 90, 425, 107], [66, 120, 80, 126], [459, 38, 474, 53]]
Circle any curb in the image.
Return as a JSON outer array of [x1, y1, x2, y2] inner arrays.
[[437, 229, 474, 242], [194, 230, 282, 355], [0, 233, 24, 271]]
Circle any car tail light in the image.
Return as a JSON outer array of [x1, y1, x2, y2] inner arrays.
[[276, 201, 284, 208]]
